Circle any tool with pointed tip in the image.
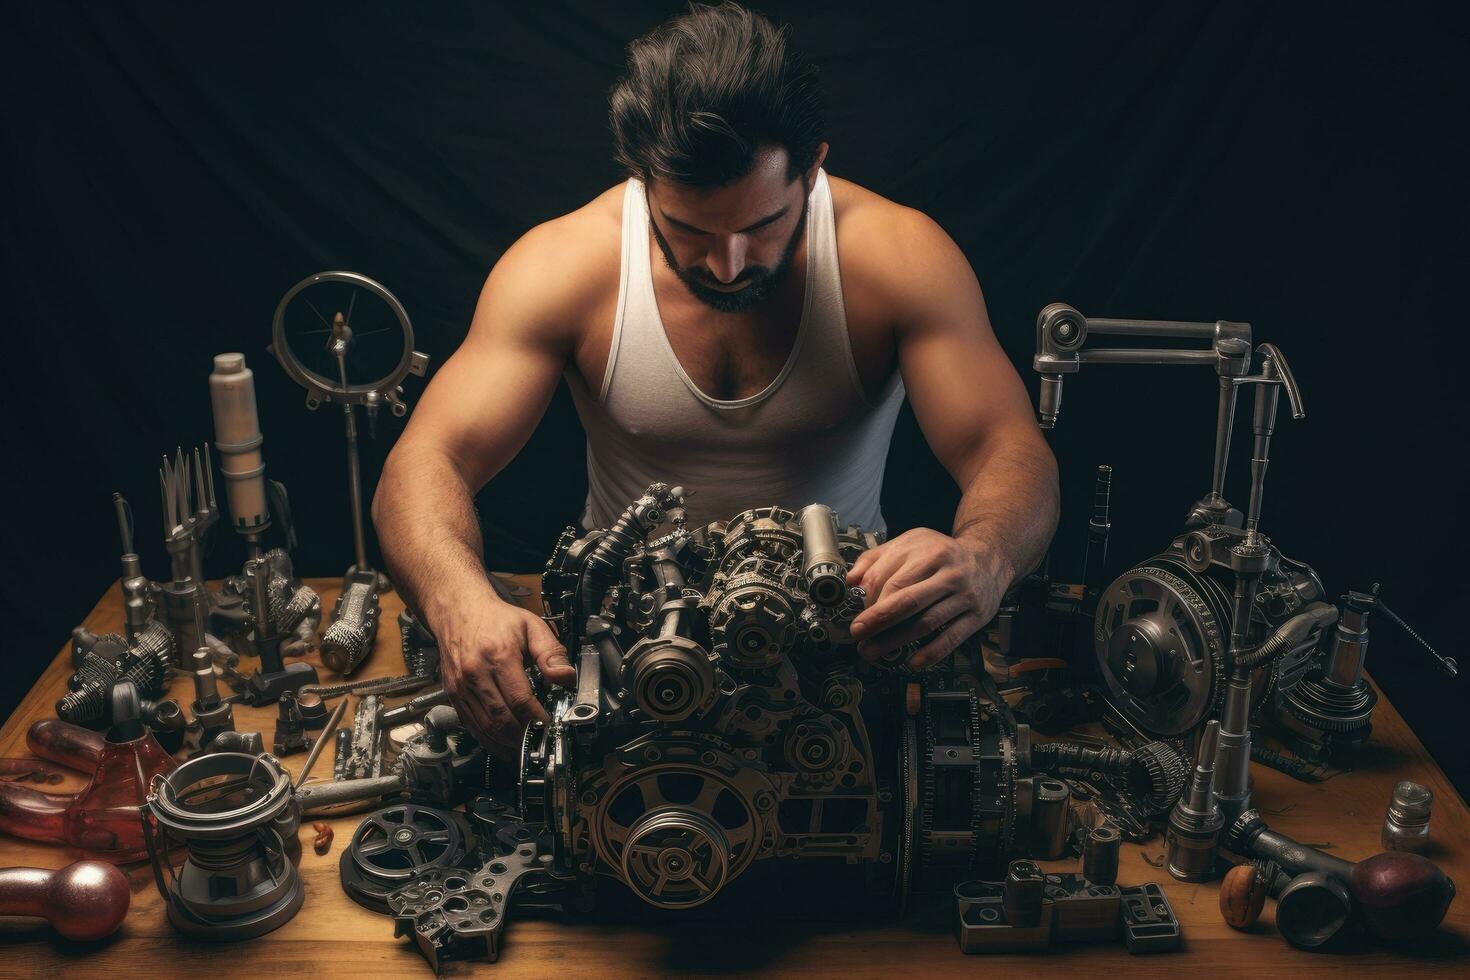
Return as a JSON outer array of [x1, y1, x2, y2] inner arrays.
[[156, 444, 217, 664], [1166, 719, 1223, 881], [112, 492, 155, 643]]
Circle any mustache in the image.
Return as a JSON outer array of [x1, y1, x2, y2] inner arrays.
[[683, 266, 770, 289]]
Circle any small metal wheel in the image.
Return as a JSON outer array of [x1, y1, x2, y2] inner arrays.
[[270, 270, 428, 412], [339, 802, 472, 913]]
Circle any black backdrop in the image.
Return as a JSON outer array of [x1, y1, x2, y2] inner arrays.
[[4, 3, 1466, 792]]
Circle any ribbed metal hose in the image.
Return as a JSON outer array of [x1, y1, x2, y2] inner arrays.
[[1232, 602, 1338, 671]]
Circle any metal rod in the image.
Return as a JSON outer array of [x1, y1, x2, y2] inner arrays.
[[112, 493, 134, 554], [1084, 317, 1218, 338], [1078, 349, 1218, 366], [343, 400, 369, 572], [295, 695, 350, 789], [1209, 376, 1239, 502]]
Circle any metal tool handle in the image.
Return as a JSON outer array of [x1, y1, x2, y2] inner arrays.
[[1253, 343, 1305, 419], [294, 773, 403, 811]]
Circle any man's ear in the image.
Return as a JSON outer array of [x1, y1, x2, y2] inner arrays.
[[805, 142, 829, 185]]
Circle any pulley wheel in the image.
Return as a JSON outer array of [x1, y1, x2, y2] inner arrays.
[[339, 803, 473, 912]]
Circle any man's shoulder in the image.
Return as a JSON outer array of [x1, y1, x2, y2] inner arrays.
[[485, 182, 627, 332], [830, 174, 956, 260], [827, 173, 965, 317], [507, 182, 626, 278]]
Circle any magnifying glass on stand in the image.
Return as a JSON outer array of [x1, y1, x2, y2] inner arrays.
[[270, 271, 429, 675]]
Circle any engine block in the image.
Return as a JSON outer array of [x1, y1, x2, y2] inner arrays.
[[524, 485, 1035, 912]]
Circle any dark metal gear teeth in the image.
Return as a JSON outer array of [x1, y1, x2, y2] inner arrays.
[[968, 692, 990, 868], [917, 688, 1018, 879], [1131, 740, 1190, 815], [1282, 675, 1379, 732], [131, 619, 176, 673]]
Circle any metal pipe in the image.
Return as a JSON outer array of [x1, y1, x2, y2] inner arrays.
[[343, 401, 369, 573], [1084, 317, 1218, 338], [799, 503, 848, 607], [1208, 376, 1239, 503], [1078, 349, 1218, 366]]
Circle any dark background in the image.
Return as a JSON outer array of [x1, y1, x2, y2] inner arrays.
[[4, 3, 1465, 792]]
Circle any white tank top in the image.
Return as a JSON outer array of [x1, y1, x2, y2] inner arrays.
[[565, 169, 907, 534]]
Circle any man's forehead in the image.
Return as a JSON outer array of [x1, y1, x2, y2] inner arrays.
[[649, 146, 799, 230]]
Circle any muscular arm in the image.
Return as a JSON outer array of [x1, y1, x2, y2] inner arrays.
[[373, 221, 595, 751], [847, 210, 1059, 668], [895, 212, 1058, 577]]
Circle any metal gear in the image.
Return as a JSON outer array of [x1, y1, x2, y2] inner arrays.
[[1281, 671, 1378, 733], [1130, 740, 1190, 815], [897, 718, 919, 916], [705, 556, 800, 669], [913, 687, 1018, 890]]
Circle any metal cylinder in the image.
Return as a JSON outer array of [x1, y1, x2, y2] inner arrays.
[[206, 730, 263, 755], [1382, 780, 1433, 853], [209, 353, 270, 540], [1211, 671, 1254, 828], [1325, 595, 1372, 688], [190, 647, 219, 706], [1167, 720, 1223, 882], [1038, 375, 1063, 428], [799, 504, 848, 607], [1275, 872, 1353, 950], [1030, 779, 1071, 859], [1226, 809, 1354, 881], [321, 578, 379, 675], [1083, 824, 1121, 885], [295, 773, 404, 812]]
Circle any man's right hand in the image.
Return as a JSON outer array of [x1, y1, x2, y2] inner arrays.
[[437, 597, 577, 758]]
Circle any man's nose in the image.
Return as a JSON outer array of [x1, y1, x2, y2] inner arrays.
[[705, 235, 747, 283]]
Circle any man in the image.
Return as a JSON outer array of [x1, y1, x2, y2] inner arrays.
[[373, 3, 1058, 755]]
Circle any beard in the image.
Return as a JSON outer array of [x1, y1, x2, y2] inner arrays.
[[649, 194, 809, 314]]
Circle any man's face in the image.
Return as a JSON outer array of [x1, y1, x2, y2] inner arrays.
[[645, 145, 817, 314]]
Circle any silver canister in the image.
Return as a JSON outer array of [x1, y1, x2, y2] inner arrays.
[[1382, 780, 1433, 852]]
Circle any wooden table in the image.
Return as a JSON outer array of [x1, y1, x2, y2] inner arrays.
[[2, 576, 1467, 977]]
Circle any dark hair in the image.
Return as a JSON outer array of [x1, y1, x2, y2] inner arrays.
[[609, 3, 824, 187]]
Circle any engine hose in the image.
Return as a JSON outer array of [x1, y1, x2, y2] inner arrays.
[[1030, 742, 1134, 778], [1232, 602, 1338, 671], [575, 483, 682, 629], [1251, 743, 1331, 782]]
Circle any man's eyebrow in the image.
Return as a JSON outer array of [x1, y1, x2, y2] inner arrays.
[[659, 205, 789, 235]]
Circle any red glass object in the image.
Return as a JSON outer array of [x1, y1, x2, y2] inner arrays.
[[26, 719, 105, 772], [0, 782, 71, 843], [61, 728, 177, 861], [1, 717, 176, 862]]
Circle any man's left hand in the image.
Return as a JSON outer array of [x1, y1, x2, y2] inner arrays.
[[845, 527, 1011, 671]]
